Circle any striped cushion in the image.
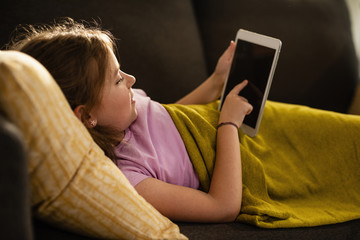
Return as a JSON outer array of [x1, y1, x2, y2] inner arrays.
[[0, 50, 186, 239]]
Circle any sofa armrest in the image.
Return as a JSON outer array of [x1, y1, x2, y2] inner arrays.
[[0, 113, 33, 240]]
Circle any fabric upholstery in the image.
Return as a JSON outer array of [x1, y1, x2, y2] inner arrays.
[[0, 114, 33, 240], [194, 0, 358, 113], [0, 0, 208, 104]]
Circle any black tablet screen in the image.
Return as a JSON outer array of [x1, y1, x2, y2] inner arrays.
[[221, 39, 275, 128]]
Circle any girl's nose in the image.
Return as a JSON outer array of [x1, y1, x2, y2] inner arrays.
[[129, 74, 136, 87], [124, 72, 136, 88]]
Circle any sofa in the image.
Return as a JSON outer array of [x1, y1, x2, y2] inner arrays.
[[1, 0, 360, 239]]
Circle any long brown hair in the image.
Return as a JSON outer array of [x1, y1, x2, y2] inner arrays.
[[8, 18, 122, 160]]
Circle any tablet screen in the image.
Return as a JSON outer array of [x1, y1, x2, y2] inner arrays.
[[223, 39, 276, 128]]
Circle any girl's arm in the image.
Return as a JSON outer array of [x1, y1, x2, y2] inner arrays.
[[176, 42, 236, 105], [135, 81, 252, 222]]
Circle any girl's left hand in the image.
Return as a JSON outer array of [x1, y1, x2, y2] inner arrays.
[[211, 41, 236, 96], [176, 41, 236, 105]]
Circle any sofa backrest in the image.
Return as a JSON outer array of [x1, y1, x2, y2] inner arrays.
[[0, 0, 208, 104], [1, 0, 358, 112], [193, 0, 359, 113]]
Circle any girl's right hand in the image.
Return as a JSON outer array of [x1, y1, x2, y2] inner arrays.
[[219, 80, 253, 127]]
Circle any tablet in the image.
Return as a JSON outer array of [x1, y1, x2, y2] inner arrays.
[[218, 29, 281, 137]]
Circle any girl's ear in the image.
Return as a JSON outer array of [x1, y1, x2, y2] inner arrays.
[[73, 105, 97, 128]]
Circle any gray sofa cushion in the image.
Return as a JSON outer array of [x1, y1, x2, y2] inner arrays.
[[0, 114, 32, 240], [194, 0, 359, 112], [0, 0, 207, 103]]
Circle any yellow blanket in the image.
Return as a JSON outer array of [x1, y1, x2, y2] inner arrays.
[[163, 101, 360, 228]]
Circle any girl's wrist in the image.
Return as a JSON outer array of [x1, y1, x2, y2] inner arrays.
[[217, 121, 239, 130], [209, 73, 224, 95]]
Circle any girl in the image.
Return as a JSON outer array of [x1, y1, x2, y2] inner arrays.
[[8, 18, 253, 222]]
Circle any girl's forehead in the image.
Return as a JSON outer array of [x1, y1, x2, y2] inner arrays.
[[105, 49, 120, 79]]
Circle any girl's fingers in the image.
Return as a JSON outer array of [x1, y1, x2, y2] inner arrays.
[[225, 41, 236, 61], [229, 41, 236, 54], [229, 80, 249, 95], [219, 41, 235, 61]]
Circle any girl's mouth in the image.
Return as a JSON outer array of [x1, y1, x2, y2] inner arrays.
[[130, 89, 135, 104]]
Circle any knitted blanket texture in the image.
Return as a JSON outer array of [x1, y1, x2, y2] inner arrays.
[[163, 101, 360, 228]]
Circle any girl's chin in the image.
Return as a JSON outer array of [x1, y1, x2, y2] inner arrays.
[[132, 109, 138, 120]]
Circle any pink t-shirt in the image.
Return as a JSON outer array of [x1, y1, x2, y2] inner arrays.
[[115, 89, 199, 189]]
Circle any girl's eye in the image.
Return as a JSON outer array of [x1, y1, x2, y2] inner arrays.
[[116, 74, 124, 85]]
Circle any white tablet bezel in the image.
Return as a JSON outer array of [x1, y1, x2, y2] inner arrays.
[[218, 29, 282, 137]]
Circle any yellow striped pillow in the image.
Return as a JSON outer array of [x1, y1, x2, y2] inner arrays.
[[0, 50, 186, 240]]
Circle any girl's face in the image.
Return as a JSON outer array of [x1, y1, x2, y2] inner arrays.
[[91, 48, 138, 131]]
